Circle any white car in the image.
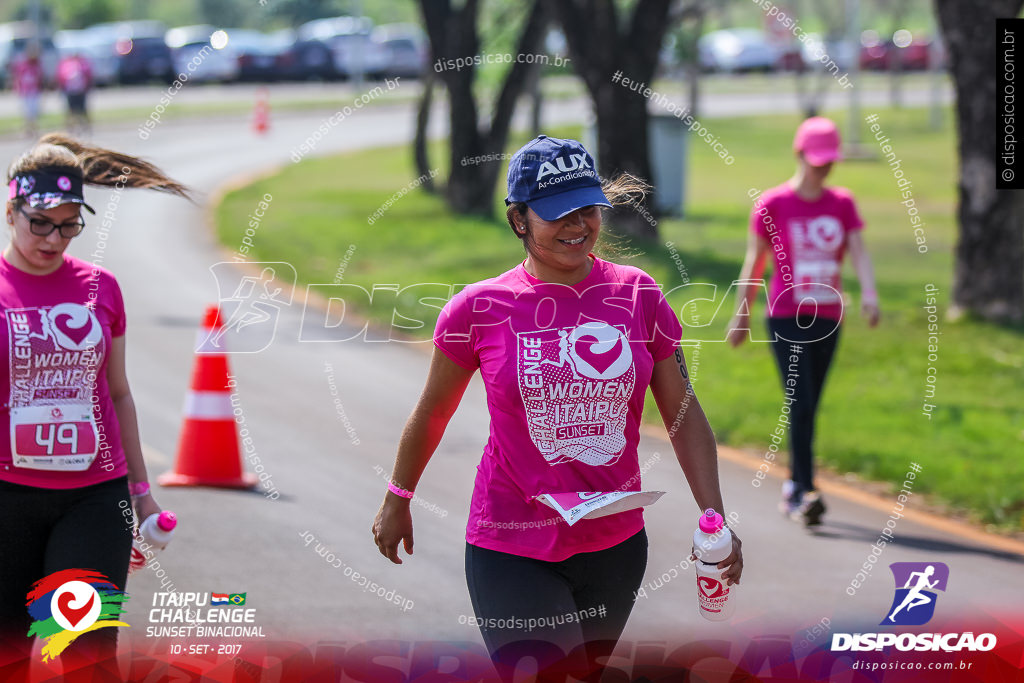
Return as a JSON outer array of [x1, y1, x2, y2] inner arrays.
[[298, 16, 388, 79], [55, 29, 118, 86], [166, 25, 239, 83], [372, 23, 428, 78], [698, 29, 781, 73], [800, 34, 858, 71]]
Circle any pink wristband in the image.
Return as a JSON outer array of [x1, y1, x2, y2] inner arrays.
[[387, 481, 414, 499], [130, 481, 150, 497]]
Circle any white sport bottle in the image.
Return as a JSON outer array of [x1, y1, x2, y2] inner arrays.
[[692, 508, 736, 621], [129, 511, 177, 573]]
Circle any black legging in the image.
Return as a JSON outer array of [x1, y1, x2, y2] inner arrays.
[[767, 316, 841, 499], [0, 476, 133, 682], [465, 528, 647, 681]]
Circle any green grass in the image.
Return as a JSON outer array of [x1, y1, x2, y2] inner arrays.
[[216, 108, 1024, 531]]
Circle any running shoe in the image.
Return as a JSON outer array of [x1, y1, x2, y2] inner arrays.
[[791, 490, 826, 527], [779, 480, 799, 516]]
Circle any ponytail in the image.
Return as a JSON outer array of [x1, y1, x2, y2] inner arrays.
[[8, 132, 191, 200]]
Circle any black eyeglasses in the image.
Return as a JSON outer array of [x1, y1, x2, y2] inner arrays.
[[17, 206, 86, 239]]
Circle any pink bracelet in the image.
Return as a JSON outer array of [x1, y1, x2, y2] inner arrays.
[[387, 481, 414, 499], [130, 481, 151, 497]]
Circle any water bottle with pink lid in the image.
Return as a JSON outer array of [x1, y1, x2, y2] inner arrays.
[[129, 511, 177, 573], [692, 508, 736, 621]]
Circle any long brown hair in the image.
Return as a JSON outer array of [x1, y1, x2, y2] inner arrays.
[[505, 173, 649, 262], [7, 133, 190, 200]]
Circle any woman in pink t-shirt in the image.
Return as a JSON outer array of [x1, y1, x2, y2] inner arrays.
[[10, 48, 44, 139], [0, 133, 189, 679], [727, 117, 879, 527], [373, 136, 743, 678]]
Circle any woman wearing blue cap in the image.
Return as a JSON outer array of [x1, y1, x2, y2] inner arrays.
[[0, 133, 188, 682], [374, 135, 743, 678]]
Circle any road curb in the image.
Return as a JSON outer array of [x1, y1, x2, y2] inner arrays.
[[639, 421, 1024, 557]]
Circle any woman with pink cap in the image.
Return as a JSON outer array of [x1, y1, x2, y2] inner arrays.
[[727, 117, 879, 526]]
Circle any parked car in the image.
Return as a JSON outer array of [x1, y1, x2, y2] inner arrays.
[[223, 29, 288, 81], [166, 25, 239, 83], [800, 34, 858, 71], [0, 21, 59, 88], [297, 16, 388, 80], [372, 23, 427, 78], [88, 21, 173, 84], [860, 30, 945, 71], [273, 28, 333, 81], [55, 29, 118, 86], [698, 29, 781, 73]]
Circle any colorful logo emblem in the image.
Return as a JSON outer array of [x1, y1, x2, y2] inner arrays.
[[882, 562, 949, 626], [26, 569, 129, 661], [57, 176, 72, 191]]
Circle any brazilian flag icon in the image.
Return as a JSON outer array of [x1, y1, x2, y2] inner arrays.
[[228, 593, 246, 606]]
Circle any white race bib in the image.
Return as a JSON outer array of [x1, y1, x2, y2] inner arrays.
[[10, 403, 99, 471]]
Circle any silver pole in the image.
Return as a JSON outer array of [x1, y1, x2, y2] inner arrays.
[[846, 0, 862, 149]]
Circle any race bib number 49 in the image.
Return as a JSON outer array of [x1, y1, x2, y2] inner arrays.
[[11, 404, 98, 470]]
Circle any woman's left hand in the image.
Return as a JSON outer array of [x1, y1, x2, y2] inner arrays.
[[861, 299, 880, 327], [133, 492, 163, 527], [717, 531, 744, 586]]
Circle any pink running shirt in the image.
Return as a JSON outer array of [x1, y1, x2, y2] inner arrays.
[[434, 255, 683, 561], [0, 253, 128, 488], [751, 183, 864, 321]]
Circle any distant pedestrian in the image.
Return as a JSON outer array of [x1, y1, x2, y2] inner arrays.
[[57, 52, 93, 136], [10, 46, 44, 139], [727, 116, 880, 527]]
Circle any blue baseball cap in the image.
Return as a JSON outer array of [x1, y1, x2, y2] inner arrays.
[[505, 135, 611, 221]]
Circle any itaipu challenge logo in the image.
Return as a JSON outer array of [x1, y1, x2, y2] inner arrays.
[[881, 562, 949, 626], [26, 569, 129, 661]]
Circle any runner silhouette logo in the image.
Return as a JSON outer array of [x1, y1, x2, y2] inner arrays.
[[207, 262, 296, 353], [882, 562, 949, 626]]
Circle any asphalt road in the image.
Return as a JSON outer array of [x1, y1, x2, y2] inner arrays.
[[0, 80, 1015, 667]]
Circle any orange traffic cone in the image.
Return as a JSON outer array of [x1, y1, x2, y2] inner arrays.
[[252, 87, 270, 135], [159, 306, 257, 489]]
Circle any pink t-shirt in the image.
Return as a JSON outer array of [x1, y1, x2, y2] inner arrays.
[[12, 57, 43, 96], [434, 255, 683, 561], [0, 253, 128, 489], [57, 56, 92, 94], [751, 183, 864, 321]]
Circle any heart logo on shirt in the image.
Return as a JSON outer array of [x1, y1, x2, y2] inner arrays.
[[46, 303, 101, 351], [56, 591, 95, 628], [574, 336, 622, 375], [698, 576, 726, 599], [53, 313, 92, 346], [565, 322, 632, 380]]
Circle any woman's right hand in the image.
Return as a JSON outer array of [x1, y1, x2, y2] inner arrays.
[[372, 496, 414, 565], [726, 315, 749, 348]]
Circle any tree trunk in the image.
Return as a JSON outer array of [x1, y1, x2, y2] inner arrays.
[[686, 8, 705, 119], [526, 60, 544, 135], [935, 0, 1024, 322], [414, 70, 437, 194], [594, 79, 657, 238], [552, 0, 674, 240], [420, 0, 549, 216]]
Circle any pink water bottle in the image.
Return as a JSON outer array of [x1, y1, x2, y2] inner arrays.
[[693, 508, 736, 621], [129, 511, 177, 573]]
